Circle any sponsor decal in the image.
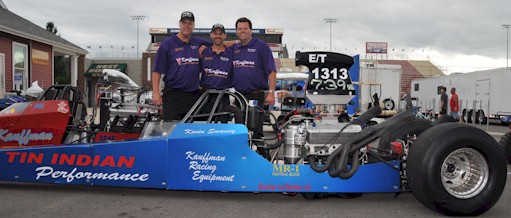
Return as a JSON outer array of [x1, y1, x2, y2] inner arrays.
[[258, 183, 311, 191], [185, 151, 235, 183], [34, 103, 44, 109], [190, 45, 198, 49], [57, 101, 68, 114], [234, 50, 240, 53], [233, 60, 255, 68], [247, 48, 257, 52], [204, 57, 213, 60], [272, 164, 300, 177], [184, 128, 236, 135], [204, 68, 229, 78], [4, 151, 149, 183], [176, 57, 200, 66], [0, 129, 54, 146]]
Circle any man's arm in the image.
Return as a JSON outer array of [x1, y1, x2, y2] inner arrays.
[[265, 71, 276, 105], [440, 96, 445, 110], [152, 72, 162, 106], [455, 95, 459, 110], [223, 40, 239, 48]]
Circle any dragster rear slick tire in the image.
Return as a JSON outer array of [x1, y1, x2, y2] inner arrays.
[[498, 132, 511, 164], [407, 123, 506, 216]]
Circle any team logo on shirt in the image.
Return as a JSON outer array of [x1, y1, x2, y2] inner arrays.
[[191, 46, 198, 49], [176, 57, 200, 65], [220, 57, 230, 62], [233, 60, 255, 68], [204, 68, 229, 78], [247, 48, 257, 52]]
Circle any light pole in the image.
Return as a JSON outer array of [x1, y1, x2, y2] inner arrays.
[[131, 15, 145, 58], [503, 24, 511, 68], [324, 18, 338, 51]]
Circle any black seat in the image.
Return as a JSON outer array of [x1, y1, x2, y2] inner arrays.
[[43, 89, 57, 100]]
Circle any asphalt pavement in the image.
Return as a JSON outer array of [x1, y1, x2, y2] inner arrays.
[[0, 169, 510, 218]]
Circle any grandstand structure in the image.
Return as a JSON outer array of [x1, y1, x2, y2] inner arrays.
[[146, 27, 288, 58], [140, 27, 289, 86], [141, 27, 445, 93]]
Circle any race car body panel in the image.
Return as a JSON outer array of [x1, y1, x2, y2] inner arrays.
[[0, 123, 400, 193], [0, 100, 70, 148]]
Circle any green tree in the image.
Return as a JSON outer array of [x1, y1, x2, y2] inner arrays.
[[46, 21, 70, 84], [45, 21, 58, 35]]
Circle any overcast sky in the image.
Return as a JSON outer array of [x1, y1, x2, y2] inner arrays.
[[3, 0, 511, 73]]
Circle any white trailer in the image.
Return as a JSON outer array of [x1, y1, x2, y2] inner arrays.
[[411, 67, 511, 123], [357, 62, 402, 115]]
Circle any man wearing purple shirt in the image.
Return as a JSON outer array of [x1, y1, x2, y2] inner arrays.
[[232, 17, 276, 108], [152, 11, 213, 121], [233, 17, 276, 151], [201, 23, 233, 90], [199, 23, 233, 115]]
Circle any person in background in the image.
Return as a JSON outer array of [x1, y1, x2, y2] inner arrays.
[[449, 87, 459, 120], [439, 86, 448, 118]]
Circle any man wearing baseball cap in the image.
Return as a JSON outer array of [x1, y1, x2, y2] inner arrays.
[[197, 23, 234, 117], [200, 23, 233, 91], [152, 11, 213, 121]]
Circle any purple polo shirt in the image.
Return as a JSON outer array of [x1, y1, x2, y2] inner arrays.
[[232, 38, 276, 93], [201, 46, 234, 89], [153, 35, 212, 92]]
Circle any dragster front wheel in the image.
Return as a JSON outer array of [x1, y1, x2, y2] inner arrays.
[[406, 123, 507, 216]]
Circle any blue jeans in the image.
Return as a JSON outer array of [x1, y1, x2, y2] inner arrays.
[[449, 111, 459, 120]]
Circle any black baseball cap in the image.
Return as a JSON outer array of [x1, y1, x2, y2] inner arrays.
[[180, 11, 194, 22], [211, 23, 225, 33]]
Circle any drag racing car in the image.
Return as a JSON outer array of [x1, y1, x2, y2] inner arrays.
[[0, 52, 507, 216]]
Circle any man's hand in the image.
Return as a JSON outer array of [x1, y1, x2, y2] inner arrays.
[[199, 45, 207, 54], [151, 72, 162, 106], [152, 92, 162, 106], [265, 92, 275, 106]]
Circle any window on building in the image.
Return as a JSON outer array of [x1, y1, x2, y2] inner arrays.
[[414, 83, 419, 91], [12, 42, 28, 91]]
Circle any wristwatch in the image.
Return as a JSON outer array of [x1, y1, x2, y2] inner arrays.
[[268, 90, 275, 93]]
